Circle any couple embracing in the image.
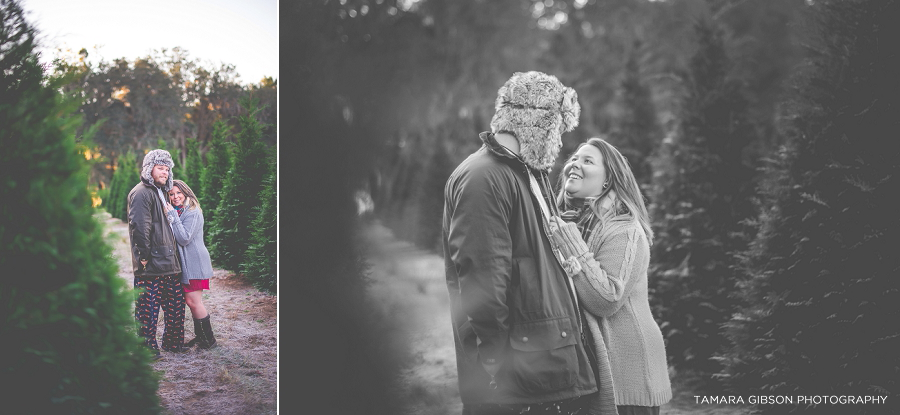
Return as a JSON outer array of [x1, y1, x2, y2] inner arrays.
[[443, 71, 672, 415], [127, 149, 217, 361]]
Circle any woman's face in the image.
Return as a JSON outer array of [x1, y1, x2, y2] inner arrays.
[[168, 186, 185, 207], [563, 144, 606, 198]]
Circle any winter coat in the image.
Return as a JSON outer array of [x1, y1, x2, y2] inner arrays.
[[128, 178, 181, 277], [442, 132, 598, 406], [166, 207, 213, 284]]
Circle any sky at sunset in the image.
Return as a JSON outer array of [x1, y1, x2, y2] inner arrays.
[[21, 0, 277, 85]]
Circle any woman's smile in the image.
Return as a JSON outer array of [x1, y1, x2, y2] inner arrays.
[[563, 144, 606, 198], [168, 187, 185, 206]]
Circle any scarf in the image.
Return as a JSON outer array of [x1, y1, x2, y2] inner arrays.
[[155, 187, 176, 235], [561, 195, 601, 242], [174, 204, 185, 217]]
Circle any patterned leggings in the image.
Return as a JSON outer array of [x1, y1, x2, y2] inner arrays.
[[134, 274, 185, 351]]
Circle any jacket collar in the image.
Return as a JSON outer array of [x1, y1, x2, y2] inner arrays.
[[481, 131, 523, 164]]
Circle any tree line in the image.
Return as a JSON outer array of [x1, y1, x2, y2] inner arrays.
[[102, 100, 277, 295], [51, 45, 276, 197], [297, 0, 900, 413], [49, 38, 279, 295]]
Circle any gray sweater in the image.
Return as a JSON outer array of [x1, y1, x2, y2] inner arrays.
[[166, 207, 214, 284], [552, 216, 672, 408]]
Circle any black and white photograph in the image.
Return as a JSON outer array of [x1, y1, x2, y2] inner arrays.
[[290, 0, 899, 414]]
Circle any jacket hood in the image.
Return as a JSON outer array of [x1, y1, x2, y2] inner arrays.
[[140, 149, 174, 191], [489, 71, 580, 171]]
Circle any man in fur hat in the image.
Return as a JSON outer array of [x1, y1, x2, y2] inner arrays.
[[127, 149, 185, 360], [442, 72, 601, 414]]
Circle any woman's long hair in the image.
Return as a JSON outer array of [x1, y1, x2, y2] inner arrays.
[[556, 137, 654, 245], [171, 179, 201, 211]]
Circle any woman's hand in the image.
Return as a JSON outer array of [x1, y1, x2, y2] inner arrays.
[[164, 202, 174, 212], [549, 217, 590, 277], [548, 216, 563, 235], [548, 216, 578, 240], [549, 217, 588, 258]]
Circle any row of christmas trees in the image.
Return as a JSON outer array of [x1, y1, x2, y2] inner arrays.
[[1, 0, 162, 412], [103, 100, 276, 295], [647, 0, 900, 410]]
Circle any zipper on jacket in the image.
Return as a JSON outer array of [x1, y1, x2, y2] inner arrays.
[[527, 167, 584, 336]]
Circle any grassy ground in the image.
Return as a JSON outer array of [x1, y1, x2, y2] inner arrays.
[[98, 211, 277, 415], [360, 220, 752, 415]]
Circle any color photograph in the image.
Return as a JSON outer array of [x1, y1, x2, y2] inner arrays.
[[2, 0, 277, 413]]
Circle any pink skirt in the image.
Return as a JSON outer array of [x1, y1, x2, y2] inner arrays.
[[183, 279, 210, 292]]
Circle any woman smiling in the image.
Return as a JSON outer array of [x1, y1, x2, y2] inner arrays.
[[550, 137, 672, 415]]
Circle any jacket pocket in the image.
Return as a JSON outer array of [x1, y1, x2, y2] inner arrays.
[[150, 246, 175, 258], [508, 317, 578, 394], [457, 320, 478, 363], [148, 245, 176, 273]]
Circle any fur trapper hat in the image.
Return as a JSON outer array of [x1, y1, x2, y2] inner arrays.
[[141, 149, 174, 191], [490, 71, 580, 171]]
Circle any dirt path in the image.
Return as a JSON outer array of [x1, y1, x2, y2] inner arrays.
[[98, 211, 277, 415], [360, 221, 751, 415]]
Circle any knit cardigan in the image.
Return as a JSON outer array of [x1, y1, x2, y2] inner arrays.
[[553, 216, 672, 408], [165, 207, 213, 284]]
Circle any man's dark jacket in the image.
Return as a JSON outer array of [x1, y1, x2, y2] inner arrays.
[[127, 179, 181, 276], [442, 132, 597, 405]]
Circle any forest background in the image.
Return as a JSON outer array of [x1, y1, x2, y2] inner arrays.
[[291, 0, 900, 414], [49, 46, 277, 197]]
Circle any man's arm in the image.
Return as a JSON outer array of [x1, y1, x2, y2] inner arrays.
[[128, 189, 153, 266], [446, 168, 514, 376]]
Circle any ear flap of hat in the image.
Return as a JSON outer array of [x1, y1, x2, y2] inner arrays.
[[515, 126, 563, 171], [560, 87, 580, 132], [492, 108, 563, 171], [141, 163, 153, 184], [163, 173, 173, 192]]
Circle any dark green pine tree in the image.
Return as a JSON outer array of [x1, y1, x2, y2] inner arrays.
[[104, 155, 124, 219], [647, 18, 758, 379], [415, 129, 457, 251], [718, 1, 900, 412], [200, 119, 232, 234], [241, 160, 277, 294], [208, 97, 270, 271], [614, 39, 662, 189], [181, 137, 203, 197], [0, 1, 161, 413], [106, 151, 140, 221]]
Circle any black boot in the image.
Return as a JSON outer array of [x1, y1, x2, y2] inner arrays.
[[195, 315, 217, 349], [183, 319, 200, 347]]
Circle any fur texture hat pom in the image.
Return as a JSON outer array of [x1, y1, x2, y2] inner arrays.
[[489, 71, 580, 171], [140, 149, 174, 191]]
